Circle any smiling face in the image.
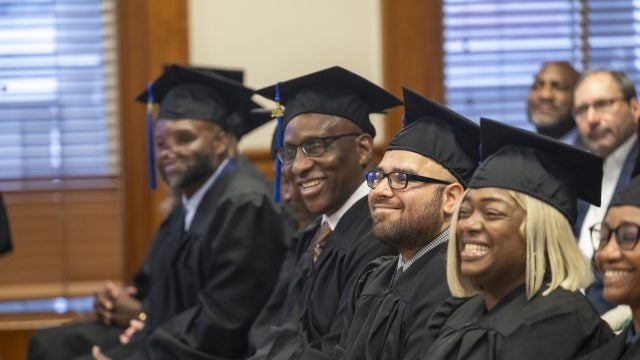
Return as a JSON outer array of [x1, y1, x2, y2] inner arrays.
[[155, 119, 228, 197], [595, 205, 640, 309], [284, 113, 373, 215], [574, 72, 639, 157], [527, 63, 578, 129], [457, 187, 527, 298], [368, 150, 458, 253]]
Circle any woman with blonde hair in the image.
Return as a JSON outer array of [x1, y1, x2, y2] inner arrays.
[[420, 119, 613, 360]]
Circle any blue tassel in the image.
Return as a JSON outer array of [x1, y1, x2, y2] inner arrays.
[[273, 82, 284, 203], [146, 81, 157, 190]]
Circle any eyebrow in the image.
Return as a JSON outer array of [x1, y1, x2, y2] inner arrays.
[[376, 166, 419, 174], [462, 195, 511, 205]]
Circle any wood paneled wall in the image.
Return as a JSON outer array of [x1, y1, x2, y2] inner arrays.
[[116, 0, 189, 279], [0, 187, 123, 300]]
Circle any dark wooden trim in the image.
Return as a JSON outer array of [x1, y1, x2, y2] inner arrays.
[[382, 0, 444, 141], [116, 0, 189, 279]]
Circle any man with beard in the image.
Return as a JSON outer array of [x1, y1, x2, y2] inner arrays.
[[332, 88, 480, 360], [527, 61, 581, 145], [247, 66, 401, 359], [28, 65, 291, 360]]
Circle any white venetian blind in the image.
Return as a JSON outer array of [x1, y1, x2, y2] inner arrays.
[[442, 0, 640, 128], [0, 0, 119, 180]]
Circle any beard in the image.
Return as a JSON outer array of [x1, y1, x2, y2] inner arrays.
[[159, 151, 216, 190], [372, 187, 444, 252]]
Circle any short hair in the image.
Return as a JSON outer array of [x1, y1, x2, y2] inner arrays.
[[446, 189, 593, 300], [575, 69, 637, 100], [538, 61, 579, 80]]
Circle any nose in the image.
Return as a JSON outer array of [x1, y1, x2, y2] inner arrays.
[[597, 234, 622, 260], [539, 85, 553, 99], [457, 211, 482, 234], [370, 175, 394, 198], [290, 147, 313, 177], [583, 106, 602, 127]]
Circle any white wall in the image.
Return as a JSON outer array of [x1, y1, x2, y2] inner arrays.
[[188, 0, 383, 150]]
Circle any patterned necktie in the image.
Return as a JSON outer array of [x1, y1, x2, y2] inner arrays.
[[313, 221, 332, 263]]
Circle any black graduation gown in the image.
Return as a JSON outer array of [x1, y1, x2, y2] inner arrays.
[[334, 241, 450, 360], [579, 325, 640, 360], [251, 196, 396, 360], [247, 219, 321, 356], [420, 286, 614, 360], [29, 161, 292, 360], [0, 192, 12, 255]]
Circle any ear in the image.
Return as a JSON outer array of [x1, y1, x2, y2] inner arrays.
[[630, 97, 640, 126], [355, 134, 375, 167], [211, 130, 231, 157], [442, 183, 465, 218]]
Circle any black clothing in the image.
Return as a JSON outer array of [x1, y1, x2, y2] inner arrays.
[[334, 240, 450, 360], [580, 325, 640, 360], [29, 161, 291, 360], [420, 286, 613, 360], [0, 192, 12, 254], [250, 196, 395, 359]]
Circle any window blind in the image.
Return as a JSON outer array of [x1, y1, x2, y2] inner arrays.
[[442, 0, 639, 128], [0, 0, 119, 180]]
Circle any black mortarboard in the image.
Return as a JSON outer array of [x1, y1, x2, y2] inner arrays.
[[609, 176, 640, 208], [387, 88, 480, 185], [255, 66, 402, 137], [469, 118, 603, 224], [225, 101, 272, 139], [136, 64, 253, 189], [136, 64, 253, 125]]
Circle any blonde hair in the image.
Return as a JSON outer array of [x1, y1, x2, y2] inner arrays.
[[447, 189, 593, 300]]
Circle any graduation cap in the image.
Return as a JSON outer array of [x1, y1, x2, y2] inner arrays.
[[469, 118, 603, 224], [255, 66, 402, 137], [136, 64, 254, 189], [386, 87, 480, 185], [225, 102, 272, 140], [257, 66, 401, 202], [136, 64, 253, 124], [609, 176, 640, 208]]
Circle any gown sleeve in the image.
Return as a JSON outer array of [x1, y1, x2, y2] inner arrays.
[[135, 191, 289, 359]]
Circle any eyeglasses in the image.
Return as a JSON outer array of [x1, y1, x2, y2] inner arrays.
[[276, 133, 361, 164], [573, 96, 628, 119], [364, 170, 451, 190], [590, 222, 640, 251]]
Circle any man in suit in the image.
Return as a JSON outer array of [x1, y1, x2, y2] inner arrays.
[[573, 70, 640, 315], [527, 61, 581, 145]]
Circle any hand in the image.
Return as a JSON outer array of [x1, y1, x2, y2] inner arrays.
[[111, 286, 142, 327], [119, 318, 145, 345], [94, 281, 142, 327], [92, 346, 112, 360]]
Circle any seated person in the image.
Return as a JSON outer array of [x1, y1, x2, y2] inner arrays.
[[421, 118, 613, 360], [581, 175, 640, 359], [333, 88, 479, 360], [28, 65, 291, 360]]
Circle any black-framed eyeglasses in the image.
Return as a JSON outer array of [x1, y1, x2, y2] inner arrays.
[[276, 133, 361, 164], [590, 222, 640, 251], [364, 170, 451, 190], [573, 96, 628, 119]]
